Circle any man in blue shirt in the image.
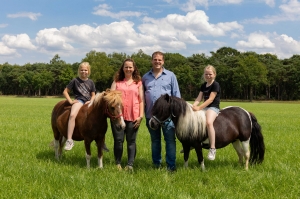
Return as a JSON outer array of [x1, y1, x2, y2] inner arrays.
[[142, 51, 181, 171]]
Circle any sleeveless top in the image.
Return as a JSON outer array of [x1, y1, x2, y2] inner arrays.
[[115, 80, 142, 121]]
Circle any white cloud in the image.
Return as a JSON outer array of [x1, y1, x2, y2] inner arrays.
[[221, 0, 242, 3], [35, 28, 74, 51], [2, 34, 36, 50], [182, 0, 209, 11], [92, 4, 144, 19], [236, 32, 275, 49], [235, 32, 300, 59], [244, 0, 300, 24], [265, 0, 275, 7], [162, 0, 175, 3], [0, 24, 8, 28], [279, 0, 300, 15], [181, 0, 242, 11], [7, 12, 42, 21], [0, 42, 17, 56], [273, 34, 300, 57], [140, 10, 243, 40], [1, 9, 245, 59]]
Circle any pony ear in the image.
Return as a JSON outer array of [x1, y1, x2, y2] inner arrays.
[[164, 94, 170, 102]]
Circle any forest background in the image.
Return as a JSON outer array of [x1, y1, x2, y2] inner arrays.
[[1, 47, 300, 101]]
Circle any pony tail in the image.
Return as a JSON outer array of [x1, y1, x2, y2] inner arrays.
[[249, 112, 265, 164]]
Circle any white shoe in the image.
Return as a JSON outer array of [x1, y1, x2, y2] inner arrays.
[[207, 148, 216, 160], [64, 140, 74, 150]]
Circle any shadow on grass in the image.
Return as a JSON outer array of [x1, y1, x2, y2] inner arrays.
[[35, 146, 248, 172]]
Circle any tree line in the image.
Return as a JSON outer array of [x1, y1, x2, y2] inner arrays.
[[1, 47, 300, 101]]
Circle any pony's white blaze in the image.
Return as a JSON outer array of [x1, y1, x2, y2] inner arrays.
[[118, 105, 126, 129], [175, 102, 206, 140]]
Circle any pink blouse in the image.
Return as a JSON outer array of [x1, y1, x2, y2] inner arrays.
[[115, 80, 142, 121]]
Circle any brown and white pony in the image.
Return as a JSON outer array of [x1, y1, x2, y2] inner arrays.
[[51, 89, 125, 168], [149, 94, 265, 170]]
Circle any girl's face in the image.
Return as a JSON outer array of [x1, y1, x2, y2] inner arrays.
[[123, 61, 134, 77], [79, 65, 89, 79], [204, 69, 215, 82]]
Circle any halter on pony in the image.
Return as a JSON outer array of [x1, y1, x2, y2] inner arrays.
[[106, 106, 123, 120], [151, 107, 176, 127]]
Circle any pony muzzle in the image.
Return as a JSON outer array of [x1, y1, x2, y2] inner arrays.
[[149, 117, 160, 130]]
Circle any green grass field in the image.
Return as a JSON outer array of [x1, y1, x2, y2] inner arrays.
[[0, 96, 299, 198]]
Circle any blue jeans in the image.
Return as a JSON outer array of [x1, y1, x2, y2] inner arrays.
[[146, 118, 176, 170]]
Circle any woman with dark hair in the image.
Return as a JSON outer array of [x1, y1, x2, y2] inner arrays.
[[110, 58, 144, 171]]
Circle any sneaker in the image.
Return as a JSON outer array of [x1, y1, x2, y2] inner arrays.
[[207, 148, 216, 160], [167, 167, 176, 173], [124, 165, 133, 172], [64, 140, 74, 151], [116, 164, 122, 171]]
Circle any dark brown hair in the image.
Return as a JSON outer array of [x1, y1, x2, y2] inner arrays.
[[113, 58, 141, 83]]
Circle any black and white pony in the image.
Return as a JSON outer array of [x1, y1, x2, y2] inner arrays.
[[149, 94, 265, 170]]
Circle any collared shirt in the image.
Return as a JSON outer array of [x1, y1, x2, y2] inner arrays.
[[115, 80, 142, 121], [142, 68, 181, 119]]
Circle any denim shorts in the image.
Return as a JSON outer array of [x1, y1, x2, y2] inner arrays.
[[203, 107, 220, 114], [77, 99, 85, 104]]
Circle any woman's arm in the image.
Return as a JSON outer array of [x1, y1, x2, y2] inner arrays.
[[110, 81, 116, 90]]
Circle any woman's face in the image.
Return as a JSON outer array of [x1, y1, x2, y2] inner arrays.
[[123, 61, 134, 76]]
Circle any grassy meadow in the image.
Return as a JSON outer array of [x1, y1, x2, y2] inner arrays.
[[0, 96, 299, 199]]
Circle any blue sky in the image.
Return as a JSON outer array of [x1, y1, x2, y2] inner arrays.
[[1, 0, 300, 65]]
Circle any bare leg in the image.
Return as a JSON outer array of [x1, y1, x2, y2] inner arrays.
[[206, 109, 217, 160], [206, 109, 217, 149], [67, 102, 83, 140]]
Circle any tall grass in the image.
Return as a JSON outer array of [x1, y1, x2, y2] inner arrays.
[[0, 96, 299, 198]]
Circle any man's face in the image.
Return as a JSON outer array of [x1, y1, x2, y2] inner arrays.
[[151, 54, 164, 70]]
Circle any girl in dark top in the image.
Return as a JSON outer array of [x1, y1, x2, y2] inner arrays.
[[63, 62, 96, 150], [192, 65, 220, 160]]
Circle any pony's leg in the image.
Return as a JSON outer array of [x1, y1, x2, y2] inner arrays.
[[58, 136, 66, 159], [96, 139, 104, 169], [232, 141, 243, 164], [241, 140, 250, 170], [54, 139, 60, 160], [85, 153, 91, 169], [182, 143, 191, 168], [194, 143, 205, 171], [84, 140, 92, 169]]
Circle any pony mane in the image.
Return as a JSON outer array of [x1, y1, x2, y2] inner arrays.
[[170, 97, 207, 140], [88, 91, 105, 108], [88, 89, 122, 108], [103, 89, 122, 107]]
